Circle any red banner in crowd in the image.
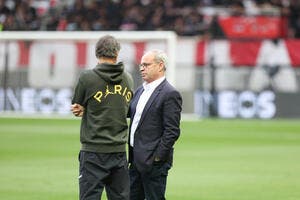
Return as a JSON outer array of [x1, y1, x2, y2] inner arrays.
[[285, 40, 300, 66], [230, 41, 261, 66], [195, 39, 300, 67], [2, 39, 300, 71], [218, 16, 287, 39]]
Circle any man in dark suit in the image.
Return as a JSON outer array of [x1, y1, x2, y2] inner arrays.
[[128, 49, 182, 200]]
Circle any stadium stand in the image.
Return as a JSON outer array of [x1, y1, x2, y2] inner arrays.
[[1, 0, 300, 118], [0, 0, 300, 38]]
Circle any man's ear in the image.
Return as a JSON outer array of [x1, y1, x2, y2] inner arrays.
[[158, 62, 164, 72]]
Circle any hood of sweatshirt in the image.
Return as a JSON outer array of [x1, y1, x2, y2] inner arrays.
[[93, 62, 124, 84]]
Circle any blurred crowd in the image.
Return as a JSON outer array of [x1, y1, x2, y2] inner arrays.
[[0, 0, 300, 38]]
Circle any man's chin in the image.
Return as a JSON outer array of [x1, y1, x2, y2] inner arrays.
[[141, 75, 147, 80]]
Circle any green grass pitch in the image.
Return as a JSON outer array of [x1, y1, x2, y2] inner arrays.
[[0, 117, 300, 200]]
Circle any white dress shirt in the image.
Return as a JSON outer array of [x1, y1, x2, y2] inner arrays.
[[130, 76, 165, 147]]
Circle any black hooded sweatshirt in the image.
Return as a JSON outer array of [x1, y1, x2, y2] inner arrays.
[[72, 62, 133, 153]]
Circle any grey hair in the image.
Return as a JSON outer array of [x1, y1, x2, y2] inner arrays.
[[151, 49, 168, 71], [95, 35, 121, 59]]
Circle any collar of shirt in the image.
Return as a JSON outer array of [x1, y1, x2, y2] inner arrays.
[[143, 76, 165, 92]]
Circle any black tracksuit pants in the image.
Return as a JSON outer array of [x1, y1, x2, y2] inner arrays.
[[79, 151, 130, 200]]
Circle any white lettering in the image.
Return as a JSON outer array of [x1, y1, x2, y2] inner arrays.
[[238, 91, 256, 118], [0, 88, 73, 114], [0, 88, 3, 110], [21, 88, 36, 113], [56, 88, 72, 114], [257, 91, 276, 119], [36, 89, 56, 113], [7, 89, 20, 111], [217, 90, 276, 119], [218, 91, 238, 118]]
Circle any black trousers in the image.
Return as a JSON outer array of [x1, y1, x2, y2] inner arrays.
[[129, 162, 171, 200], [79, 151, 130, 200]]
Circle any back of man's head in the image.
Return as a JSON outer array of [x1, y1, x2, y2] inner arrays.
[[95, 35, 120, 59]]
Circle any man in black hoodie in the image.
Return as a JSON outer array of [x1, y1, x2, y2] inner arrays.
[[71, 35, 133, 200]]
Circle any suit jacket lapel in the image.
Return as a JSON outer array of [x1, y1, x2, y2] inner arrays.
[[131, 87, 144, 121], [137, 80, 166, 127]]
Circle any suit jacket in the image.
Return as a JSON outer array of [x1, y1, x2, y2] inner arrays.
[[128, 79, 182, 173]]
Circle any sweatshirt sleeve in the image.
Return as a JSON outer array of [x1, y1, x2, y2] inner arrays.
[[72, 76, 86, 106]]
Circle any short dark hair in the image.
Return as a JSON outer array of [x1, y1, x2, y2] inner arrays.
[[95, 35, 120, 59]]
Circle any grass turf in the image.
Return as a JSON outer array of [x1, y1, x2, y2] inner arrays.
[[0, 117, 300, 200]]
